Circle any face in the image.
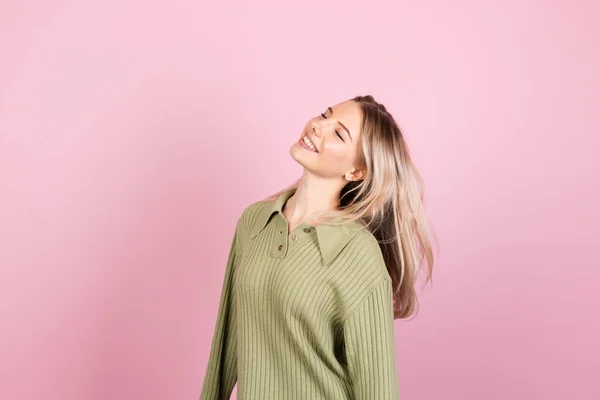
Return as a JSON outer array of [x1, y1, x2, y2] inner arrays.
[[290, 100, 364, 182]]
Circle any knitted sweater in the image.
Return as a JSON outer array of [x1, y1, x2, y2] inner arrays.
[[199, 188, 400, 399]]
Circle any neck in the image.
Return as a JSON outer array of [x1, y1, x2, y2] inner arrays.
[[284, 172, 345, 224]]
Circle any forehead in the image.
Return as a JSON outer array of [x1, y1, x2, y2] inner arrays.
[[329, 100, 363, 139]]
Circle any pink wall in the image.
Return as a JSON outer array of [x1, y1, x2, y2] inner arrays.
[[1, 1, 598, 399]]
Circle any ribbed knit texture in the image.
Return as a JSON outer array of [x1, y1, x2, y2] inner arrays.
[[200, 188, 400, 400]]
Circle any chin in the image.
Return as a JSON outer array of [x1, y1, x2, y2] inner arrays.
[[290, 144, 316, 168], [289, 144, 304, 163]]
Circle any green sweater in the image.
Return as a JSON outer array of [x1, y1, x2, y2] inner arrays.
[[199, 188, 400, 400]]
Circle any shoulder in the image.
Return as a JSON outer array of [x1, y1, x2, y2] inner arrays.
[[238, 198, 269, 231], [335, 224, 392, 287], [333, 227, 393, 322], [357, 229, 392, 283], [231, 198, 271, 250]]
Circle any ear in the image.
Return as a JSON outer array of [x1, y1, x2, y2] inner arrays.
[[345, 168, 364, 182]]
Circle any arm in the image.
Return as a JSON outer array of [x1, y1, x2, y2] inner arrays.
[[343, 279, 400, 400], [199, 218, 242, 400]]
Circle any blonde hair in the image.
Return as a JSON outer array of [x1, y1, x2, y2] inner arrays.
[[264, 95, 438, 320]]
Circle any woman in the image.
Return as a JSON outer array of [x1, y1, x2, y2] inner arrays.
[[199, 95, 436, 400]]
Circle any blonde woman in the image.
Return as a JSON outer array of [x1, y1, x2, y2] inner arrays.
[[200, 95, 436, 400]]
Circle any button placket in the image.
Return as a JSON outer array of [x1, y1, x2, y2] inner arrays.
[[271, 216, 288, 259], [288, 232, 299, 252], [271, 217, 316, 259], [287, 224, 314, 252]]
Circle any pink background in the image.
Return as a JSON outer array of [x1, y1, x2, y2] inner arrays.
[[1, 1, 598, 399]]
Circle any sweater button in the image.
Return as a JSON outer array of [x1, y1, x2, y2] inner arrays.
[[278, 244, 283, 250], [303, 228, 311, 233], [291, 235, 299, 241]]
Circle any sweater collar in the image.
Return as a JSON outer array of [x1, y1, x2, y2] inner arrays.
[[249, 187, 365, 266]]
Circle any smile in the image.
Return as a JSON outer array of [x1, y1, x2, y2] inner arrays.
[[299, 135, 318, 153]]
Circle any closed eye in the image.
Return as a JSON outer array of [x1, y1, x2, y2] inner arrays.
[[320, 112, 344, 141]]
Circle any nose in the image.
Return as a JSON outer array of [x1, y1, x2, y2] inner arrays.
[[312, 123, 322, 138]]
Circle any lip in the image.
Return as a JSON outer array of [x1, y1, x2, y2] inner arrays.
[[299, 134, 319, 153]]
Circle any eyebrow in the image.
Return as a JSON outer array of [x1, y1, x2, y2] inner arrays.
[[328, 107, 353, 142]]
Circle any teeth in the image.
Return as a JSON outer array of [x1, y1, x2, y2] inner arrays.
[[303, 136, 317, 152]]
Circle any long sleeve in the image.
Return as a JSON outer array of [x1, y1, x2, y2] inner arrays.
[[199, 218, 242, 400], [342, 279, 400, 400]]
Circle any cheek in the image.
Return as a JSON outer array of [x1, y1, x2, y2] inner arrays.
[[322, 142, 353, 165]]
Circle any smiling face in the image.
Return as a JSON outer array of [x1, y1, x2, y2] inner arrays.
[[290, 100, 365, 181]]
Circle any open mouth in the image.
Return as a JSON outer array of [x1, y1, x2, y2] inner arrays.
[[300, 135, 318, 153]]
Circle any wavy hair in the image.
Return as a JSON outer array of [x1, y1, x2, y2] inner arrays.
[[264, 95, 438, 320]]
